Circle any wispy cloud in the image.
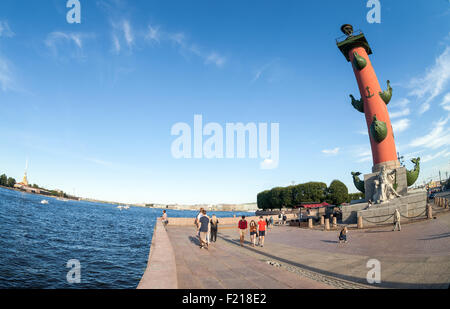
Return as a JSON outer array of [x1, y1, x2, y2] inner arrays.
[[145, 25, 227, 68], [322, 147, 340, 155], [146, 25, 161, 43], [390, 108, 410, 119], [410, 116, 450, 149], [0, 21, 14, 38], [355, 150, 372, 163], [45, 31, 91, 59], [407, 46, 450, 113], [440, 92, 450, 111], [111, 20, 134, 53], [422, 148, 450, 163], [0, 55, 15, 92], [251, 59, 279, 83], [392, 118, 410, 133]]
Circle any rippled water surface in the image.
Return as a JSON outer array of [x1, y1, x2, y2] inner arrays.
[[0, 187, 253, 288]]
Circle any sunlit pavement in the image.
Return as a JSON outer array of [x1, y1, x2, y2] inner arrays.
[[166, 212, 450, 289]]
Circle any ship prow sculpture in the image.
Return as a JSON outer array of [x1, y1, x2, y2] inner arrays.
[[336, 25, 426, 226]]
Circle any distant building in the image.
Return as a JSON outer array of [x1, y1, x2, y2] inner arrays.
[[14, 161, 50, 195]]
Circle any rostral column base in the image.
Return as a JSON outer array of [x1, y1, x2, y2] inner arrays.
[[372, 159, 401, 173]]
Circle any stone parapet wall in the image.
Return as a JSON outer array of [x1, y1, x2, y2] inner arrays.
[[358, 191, 427, 227], [137, 219, 178, 289], [341, 191, 427, 226]]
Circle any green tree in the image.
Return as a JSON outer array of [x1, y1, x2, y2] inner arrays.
[[302, 182, 328, 203], [280, 186, 293, 208], [0, 174, 7, 186], [269, 187, 284, 210], [257, 190, 271, 210], [7, 177, 16, 188], [327, 180, 349, 205]]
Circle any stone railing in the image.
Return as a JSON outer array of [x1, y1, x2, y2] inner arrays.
[[166, 214, 297, 226], [137, 218, 178, 289]]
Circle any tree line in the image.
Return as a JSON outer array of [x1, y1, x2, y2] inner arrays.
[[257, 180, 364, 210], [0, 174, 16, 188]]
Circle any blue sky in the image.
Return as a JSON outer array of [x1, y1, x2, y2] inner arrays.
[[0, 0, 449, 204]]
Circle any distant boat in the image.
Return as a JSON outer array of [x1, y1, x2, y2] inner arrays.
[[40, 200, 49, 205], [117, 206, 124, 210], [117, 205, 130, 210], [56, 197, 69, 202]]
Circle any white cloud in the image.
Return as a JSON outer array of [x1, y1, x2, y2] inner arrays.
[[112, 34, 121, 53], [146, 25, 160, 43], [0, 21, 14, 38], [390, 98, 410, 109], [440, 93, 450, 111], [392, 118, 410, 133], [407, 46, 450, 113], [111, 20, 134, 52], [322, 147, 340, 155], [390, 108, 410, 119], [422, 149, 450, 163], [205, 52, 226, 68], [122, 20, 134, 48], [355, 149, 372, 163], [45, 32, 91, 60], [410, 117, 450, 149], [0, 56, 15, 92]]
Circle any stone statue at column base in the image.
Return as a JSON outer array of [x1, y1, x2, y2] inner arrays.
[[372, 166, 401, 204]]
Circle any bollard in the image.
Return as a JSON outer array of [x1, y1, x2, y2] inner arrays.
[[308, 218, 313, 229], [427, 204, 432, 219], [320, 215, 325, 225], [332, 216, 337, 227], [357, 216, 363, 229], [324, 218, 330, 231]]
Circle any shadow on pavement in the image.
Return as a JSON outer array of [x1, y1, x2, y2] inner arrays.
[[217, 234, 447, 289]]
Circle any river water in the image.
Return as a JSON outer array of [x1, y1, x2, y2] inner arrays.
[[0, 187, 253, 289]]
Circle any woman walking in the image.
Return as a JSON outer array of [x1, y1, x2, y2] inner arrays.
[[210, 215, 219, 242], [249, 220, 258, 247]]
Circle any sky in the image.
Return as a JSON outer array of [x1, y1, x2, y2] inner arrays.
[[0, 0, 449, 204]]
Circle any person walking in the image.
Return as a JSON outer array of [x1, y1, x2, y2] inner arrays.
[[210, 215, 219, 242], [195, 208, 204, 237], [393, 209, 401, 231], [199, 210, 210, 249], [339, 226, 348, 244], [249, 220, 258, 247], [238, 216, 248, 247], [278, 213, 282, 225], [161, 210, 169, 227], [283, 213, 287, 225], [269, 216, 273, 229], [258, 216, 267, 247]]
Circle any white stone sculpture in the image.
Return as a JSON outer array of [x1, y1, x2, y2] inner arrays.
[[373, 166, 401, 204]]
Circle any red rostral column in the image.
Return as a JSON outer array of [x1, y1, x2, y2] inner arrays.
[[337, 24, 400, 173]]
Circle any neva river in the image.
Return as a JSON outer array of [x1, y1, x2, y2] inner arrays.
[[0, 187, 254, 289]]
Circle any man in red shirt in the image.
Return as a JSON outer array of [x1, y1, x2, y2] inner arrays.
[[258, 216, 267, 247], [238, 216, 248, 247]]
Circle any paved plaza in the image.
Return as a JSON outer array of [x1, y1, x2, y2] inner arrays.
[[166, 211, 450, 289]]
